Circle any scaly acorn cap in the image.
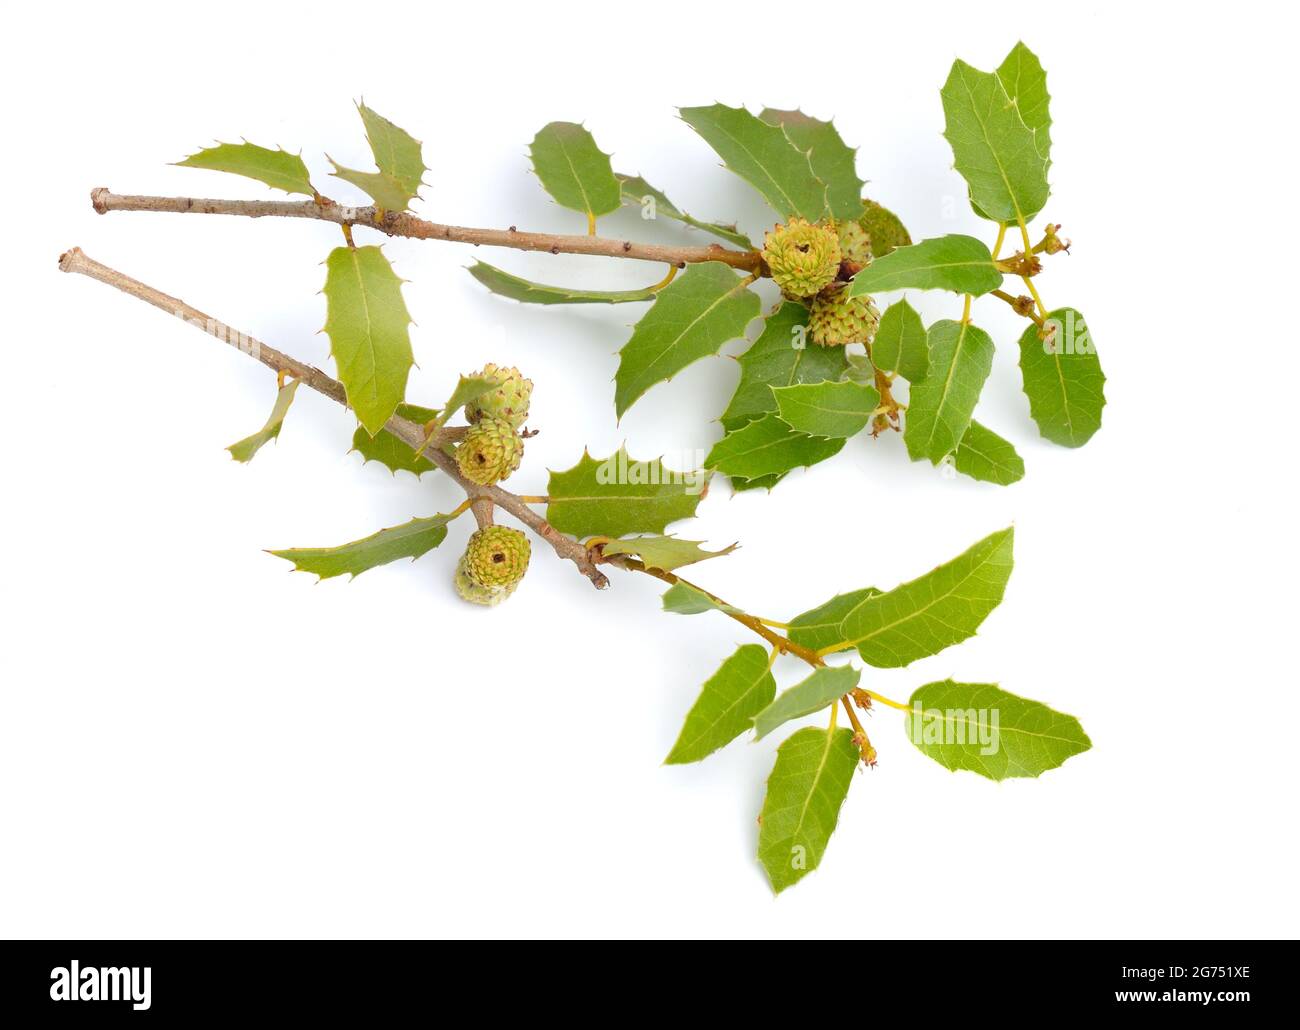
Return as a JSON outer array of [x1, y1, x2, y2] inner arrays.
[[454, 554, 517, 606], [464, 525, 531, 588], [455, 416, 523, 485], [809, 291, 881, 347], [762, 218, 841, 298], [466, 363, 532, 429], [836, 220, 872, 266]]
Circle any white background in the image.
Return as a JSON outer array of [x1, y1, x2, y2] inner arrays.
[[2, 1, 1297, 939]]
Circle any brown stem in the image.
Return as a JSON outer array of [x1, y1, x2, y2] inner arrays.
[[57, 246, 609, 589], [90, 189, 764, 273]]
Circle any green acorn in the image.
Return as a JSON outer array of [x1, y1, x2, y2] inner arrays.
[[809, 291, 880, 347], [455, 416, 523, 485], [464, 525, 531, 588], [837, 220, 872, 266], [454, 554, 517, 606], [466, 363, 532, 429], [762, 218, 841, 298]]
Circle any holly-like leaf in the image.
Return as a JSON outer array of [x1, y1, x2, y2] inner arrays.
[[467, 260, 657, 305], [351, 403, 441, 476], [905, 680, 1090, 780], [175, 142, 315, 197], [872, 298, 929, 381], [952, 420, 1025, 485], [941, 59, 1050, 224], [904, 319, 995, 463], [268, 512, 457, 581], [665, 645, 776, 765], [772, 380, 879, 439], [330, 102, 427, 212], [721, 302, 848, 431], [322, 246, 414, 437], [859, 199, 912, 258], [997, 42, 1052, 165], [848, 235, 1003, 297], [760, 109, 864, 222], [705, 413, 845, 480], [1018, 307, 1105, 447], [679, 104, 827, 221], [752, 666, 861, 741], [529, 122, 622, 221], [546, 448, 705, 538], [757, 726, 858, 893], [227, 380, 300, 463], [597, 535, 736, 573], [439, 374, 498, 422], [835, 527, 1014, 667], [614, 261, 760, 417], [616, 173, 754, 249], [787, 588, 881, 654], [661, 581, 741, 616]]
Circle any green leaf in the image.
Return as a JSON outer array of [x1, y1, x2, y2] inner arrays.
[[679, 104, 827, 221], [175, 142, 315, 197], [720, 302, 848, 431], [997, 42, 1052, 165], [705, 413, 845, 480], [903, 319, 995, 463], [614, 262, 759, 417], [616, 173, 754, 249], [848, 235, 1002, 297], [859, 199, 912, 259], [322, 245, 414, 437], [952, 420, 1025, 485], [759, 109, 863, 222], [546, 447, 705, 538], [268, 512, 457, 581], [729, 472, 788, 493], [330, 102, 427, 212], [1017, 307, 1106, 447], [772, 380, 879, 439], [758, 727, 858, 893], [752, 666, 861, 741], [787, 588, 881, 654], [597, 535, 736, 573], [438, 374, 498, 424], [351, 403, 442, 476], [941, 59, 1050, 224], [905, 680, 1090, 780], [836, 527, 1014, 667], [226, 380, 300, 462], [661, 581, 741, 616], [872, 298, 929, 381], [467, 260, 657, 305], [665, 645, 776, 765], [529, 122, 621, 221]]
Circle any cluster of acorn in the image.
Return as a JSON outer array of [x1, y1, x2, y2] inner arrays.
[[762, 215, 880, 347], [452, 364, 534, 606]]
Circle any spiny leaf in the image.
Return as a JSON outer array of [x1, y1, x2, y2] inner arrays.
[[997, 42, 1052, 165], [350, 403, 442, 476], [439, 374, 498, 422], [529, 122, 622, 221], [772, 380, 879, 439], [787, 588, 881, 654], [904, 319, 995, 464], [941, 59, 1050, 224], [614, 261, 760, 417], [905, 680, 1090, 780], [467, 260, 657, 305], [661, 581, 741, 616], [616, 173, 754, 249], [322, 245, 413, 437], [705, 413, 845, 480], [721, 302, 848, 432], [760, 109, 864, 222], [1017, 307, 1105, 447], [848, 235, 1003, 297], [269, 512, 458, 581], [227, 380, 300, 463], [952, 420, 1025, 485], [872, 298, 929, 381], [546, 448, 705, 538], [175, 142, 315, 197], [665, 645, 776, 765], [835, 527, 1014, 667], [757, 727, 858, 893], [730, 472, 788, 493], [679, 104, 827, 221], [752, 666, 861, 741], [330, 102, 427, 212], [859, 199, 912, 258], [597, 535, 736, 573]]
